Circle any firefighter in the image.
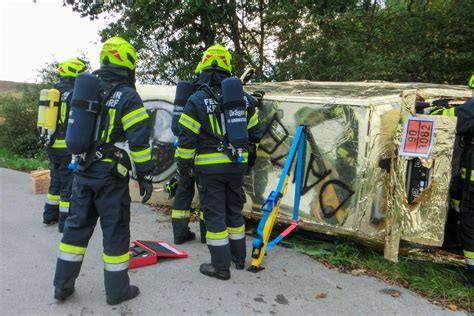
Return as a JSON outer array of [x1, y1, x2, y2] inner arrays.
[[53, 37, 154, 304], [177, 44, 263, 280], [170, 66, 205, 244], [432, 73, 474, 287], [42, 58, 86, 233]]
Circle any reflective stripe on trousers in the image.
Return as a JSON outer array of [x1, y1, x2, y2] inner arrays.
[[103, 252, 129, 272], [47, 193, 60, 205], [58, 242, 86, 262], [59, 200, 70, 213], [465, 250, 474, 266], [172, 209, 190, 219], [228, 224, 245, 240], [206, 230, 229, 246]]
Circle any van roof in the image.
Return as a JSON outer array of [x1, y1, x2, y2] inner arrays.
[[244, 80, 471, 107], [137, 80, 471, 107]]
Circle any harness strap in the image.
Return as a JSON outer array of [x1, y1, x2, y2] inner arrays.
[[197, 84, 237, 162], [77, 82, 128, 171], [77, 143, 115, 171], [222, 99, 245, 109], [174, 98, 188, 106], [71, 99, 101, 113]]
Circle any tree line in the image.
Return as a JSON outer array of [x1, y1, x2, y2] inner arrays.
[[67, 0, 473, 85]]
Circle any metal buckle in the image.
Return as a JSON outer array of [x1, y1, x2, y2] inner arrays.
[[95, 151, 103, 160], [86, 100, 99, 113]]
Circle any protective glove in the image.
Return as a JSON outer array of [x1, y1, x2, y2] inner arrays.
[[429, 99, 451, 115], [137, 174, 153, 203], [431, 99, 450, 108], [252, 90, 265, 99], [251, 90, 265, 108], [248, 143, 258, 170], [165, 176, 178, 199]]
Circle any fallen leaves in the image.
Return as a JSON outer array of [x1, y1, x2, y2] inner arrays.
[[350, 268, 367, 276], [447, 304, 458, 311], [315, 293, 327, 299]]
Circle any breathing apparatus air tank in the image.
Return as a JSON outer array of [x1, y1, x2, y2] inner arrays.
[[43, 89, 60, 136], [172, 80, 194, 137], [66, 72, 101, 155], [221, 77, 249, 162], [221, 76, 249, 162], [37, 89, 49, 134]]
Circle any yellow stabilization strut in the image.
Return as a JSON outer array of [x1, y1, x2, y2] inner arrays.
[[248, 175, 289, 272]]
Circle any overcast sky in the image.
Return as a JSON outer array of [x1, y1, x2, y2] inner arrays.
[[0, 0, 109, 83]]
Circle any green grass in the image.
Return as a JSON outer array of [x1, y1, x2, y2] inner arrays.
[[280, 235, 474, 311], [0, 147, 49, 172]]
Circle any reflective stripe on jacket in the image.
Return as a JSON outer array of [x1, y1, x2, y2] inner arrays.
[[81, 80, 153, 176], [47, 80, 74, 156], [176, 88, 263, 175]]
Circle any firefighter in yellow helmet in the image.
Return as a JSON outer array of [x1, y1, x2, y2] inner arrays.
[[176, 44, 263, 280], [53, 37, 153, 304], [42, 58, 86, 233], [169, 61, 207, 245], [431, 73, 474, 287]]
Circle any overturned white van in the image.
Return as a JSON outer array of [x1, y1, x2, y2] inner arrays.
[[133, 81, 471, 261]]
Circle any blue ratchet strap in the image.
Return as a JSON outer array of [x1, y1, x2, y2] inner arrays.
[[252, 125, 306, 253], [253, 190, 279, 250], [266, 128, 305, 252]]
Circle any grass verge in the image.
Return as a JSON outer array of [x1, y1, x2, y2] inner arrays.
[[0, 147, 49, 172], [280, 234, 473, 311]]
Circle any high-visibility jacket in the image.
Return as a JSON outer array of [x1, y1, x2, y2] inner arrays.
[[450, 99, 474, 269], [431, 99, 474, 134], [431, 99, 474, 267], [176, 83, 263, 175], [171, 78, 201, 137], [83, 70, 153, 177], [47, 79, 74, 155], [431, 99, 474, 196]]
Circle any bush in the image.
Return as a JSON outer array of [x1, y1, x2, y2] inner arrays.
[[0, 85, 47, 158]]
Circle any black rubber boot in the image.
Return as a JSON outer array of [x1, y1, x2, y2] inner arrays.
[[43, 205, 59, 225], [43, 218, 58, 225], [231, 257, 245, 270], [106, 285, 140, 306], [174, 229, 196, 245], [199, 263, 230, 280], [54, 287, 74, 301]]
